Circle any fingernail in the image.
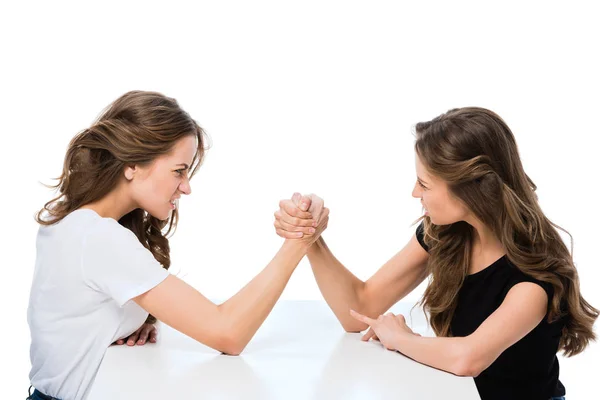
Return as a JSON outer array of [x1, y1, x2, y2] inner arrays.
[[309, 228, 315, 234], [312, 221, 317, 227], [301, 203, 308, 211], [296, 232, 303, 237], [128, 340, 133, 345], [138, 340, 144, 344]]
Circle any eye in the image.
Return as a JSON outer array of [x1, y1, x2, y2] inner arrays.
[[418, 181, 427, 189], [175, 169, 185, 176]]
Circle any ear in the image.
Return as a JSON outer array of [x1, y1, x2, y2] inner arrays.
[[124, 165, 136, 181]]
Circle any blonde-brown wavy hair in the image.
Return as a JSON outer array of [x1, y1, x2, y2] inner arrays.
[[415, 107, 597, 356], [36, 91, 207, 305]]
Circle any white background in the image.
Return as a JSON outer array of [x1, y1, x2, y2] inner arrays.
[[1, 1, 598, 398]]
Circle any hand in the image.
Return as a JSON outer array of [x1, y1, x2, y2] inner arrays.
[[274, 193, 327, 243], [112, 323, 157, 346], [350, 310, 420, 351]]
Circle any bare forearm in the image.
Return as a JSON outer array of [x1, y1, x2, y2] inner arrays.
[[219, 240, 308, 353], [394, 334, 473, 377], [308, 237, 367, 331]]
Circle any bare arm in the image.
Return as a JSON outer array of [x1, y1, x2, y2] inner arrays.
[[133, 239, 309, 355], [275, 194, 429, 332], [351, 282, 549, 377], [308, 235, 429, 332]]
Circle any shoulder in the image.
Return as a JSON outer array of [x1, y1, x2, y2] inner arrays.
[[501, 257, 554, 304], [83, 213, 143, 251]]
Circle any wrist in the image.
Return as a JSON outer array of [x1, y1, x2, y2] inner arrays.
[[282, 239, 311, 254], [307, 236, 325, 256], [394, 331, 414, 351]]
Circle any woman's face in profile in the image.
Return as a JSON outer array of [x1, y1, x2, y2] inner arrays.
[[412, 153, 467, 226], [126, 135, 197, 220]]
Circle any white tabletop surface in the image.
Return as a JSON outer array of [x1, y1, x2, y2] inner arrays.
[[88, 300, 480, 399]]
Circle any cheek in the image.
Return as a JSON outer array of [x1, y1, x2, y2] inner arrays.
[[426, 193, 460, 216], [437, 196, 466, 221], [142, 173, 175, 198]]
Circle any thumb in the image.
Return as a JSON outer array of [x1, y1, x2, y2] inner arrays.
[[299, 195, 312, 212], [292, 192, 302, 206]]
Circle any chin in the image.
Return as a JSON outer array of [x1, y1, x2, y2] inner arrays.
[[145, 208, 171, 221]]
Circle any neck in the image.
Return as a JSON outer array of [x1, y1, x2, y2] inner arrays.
[[466, 216, 504, 254], [79, 182, 136, 221]]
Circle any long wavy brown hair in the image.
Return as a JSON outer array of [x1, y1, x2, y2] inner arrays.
[[415, 107, 597, 357], [36, 90, 206, 275]]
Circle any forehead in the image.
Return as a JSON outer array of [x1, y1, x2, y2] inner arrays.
[[415, 153, 432, 180], [163, 135, 197, 163]]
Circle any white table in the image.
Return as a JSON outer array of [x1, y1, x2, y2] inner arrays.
[[88, 301, 480, 399]]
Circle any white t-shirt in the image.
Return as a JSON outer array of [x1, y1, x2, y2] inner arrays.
[[27, 209, 170, 400]]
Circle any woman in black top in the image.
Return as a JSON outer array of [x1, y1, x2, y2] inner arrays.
[[273, 107, 597, 400]]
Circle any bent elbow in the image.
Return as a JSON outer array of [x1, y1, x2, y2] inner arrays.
[[216, 334, 246, 356], [341, 320, 369, 333], [452, 353, 485, 377], [221, 346, 243, 356], [453, 363, 482, 378]]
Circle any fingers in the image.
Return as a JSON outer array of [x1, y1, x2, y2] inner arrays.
[[274, 220, 305, 239], [315, 208, 330, 227], [274, 212, 317, 233], [136, 324, 153, 345], [361, 327, 378, 342], [292, 192, 302, 206], [115, 339, 124, 345], [127, 327, 141, 346], [298, 195, 312, 212], [149, 327, 158, 343], [275, 227, 304, 239], [306, 194, 324, 223], [350, 309, 376, 325], [279, 199, 313, 220], [311, 209, 330, 237]]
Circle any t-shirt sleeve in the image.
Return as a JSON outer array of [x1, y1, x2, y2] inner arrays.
[[81, 218, 170, 307], [415, 222, 430, 253]]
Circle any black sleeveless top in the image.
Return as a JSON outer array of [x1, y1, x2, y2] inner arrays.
[[416, 223, 566, 400]]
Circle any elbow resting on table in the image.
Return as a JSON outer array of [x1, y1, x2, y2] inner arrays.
[[341, 320, 369, 333], [214, 333, 245, 356], [451, 347, 486, 378]]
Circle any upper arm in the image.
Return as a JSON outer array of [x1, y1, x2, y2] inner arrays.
[[361, 234, 430, 316], [133, 275, 235, 354], [463, 282, 548, 376]]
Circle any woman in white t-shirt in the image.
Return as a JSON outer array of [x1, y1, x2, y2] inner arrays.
[[26, 91, 329, 400]]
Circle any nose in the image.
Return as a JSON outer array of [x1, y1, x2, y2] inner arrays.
[[412, 181, 421, 198], [179, 175, 192, 195]]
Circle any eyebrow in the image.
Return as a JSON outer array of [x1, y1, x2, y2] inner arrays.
[[176, 163, 190, 169]]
